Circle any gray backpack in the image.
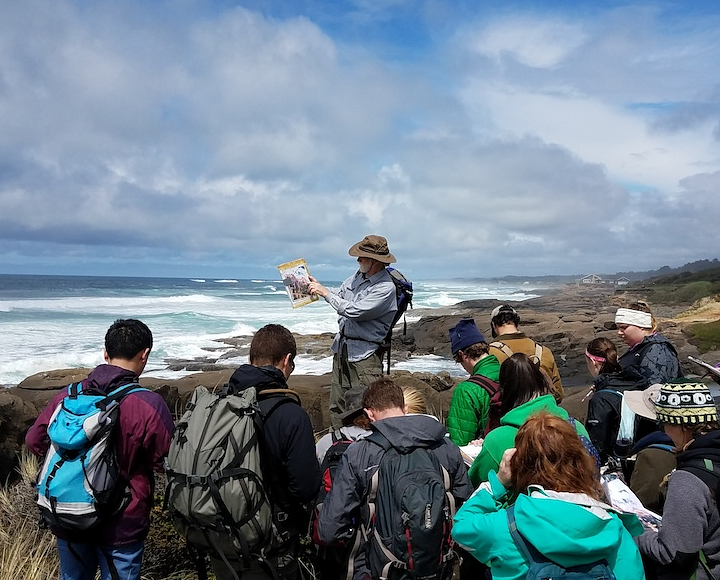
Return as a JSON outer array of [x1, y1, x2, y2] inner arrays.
[[165, 385, 284, 571]]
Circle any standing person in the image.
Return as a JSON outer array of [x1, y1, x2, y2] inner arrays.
[[214, 324, 322, 580], [308, 235, 398, 428], [452, 412, 645, 580], [446, 318, 501, 446], [469, 353, 591, 487], [625, 380, 720, 579], [615, 301, 682, 387], [26, 319, 174, 580], [488, 304, 564, 401], [316, 377, 472, 580]]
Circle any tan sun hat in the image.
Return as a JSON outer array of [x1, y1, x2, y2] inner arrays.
[[348, 235, 396, 264], [624, 380, 718, 425], [623, 384, 662, 421]]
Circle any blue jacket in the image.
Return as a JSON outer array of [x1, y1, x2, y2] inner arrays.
[[453, 472, 646, 580], [326, 268, 397, 362]]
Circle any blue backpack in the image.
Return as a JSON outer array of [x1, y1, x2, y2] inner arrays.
[[507, 505, 616, 579], [36, 382, 145, 531], [377, 267, 413, 374]]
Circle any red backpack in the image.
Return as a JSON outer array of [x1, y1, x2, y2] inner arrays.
[[466, 374, 502, 437]]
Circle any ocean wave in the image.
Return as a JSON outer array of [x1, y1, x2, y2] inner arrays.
[[0, 293, 218, 313], [190, 279, 206, 283], [215, 279, 238, 284]]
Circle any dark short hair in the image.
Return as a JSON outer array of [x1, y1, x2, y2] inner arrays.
[[499, 353, 551, 415], [249, 324, 297, 367], [453, 342, 489, 363], [105, 319, 153, 360], [362, 378, 404, 412], [492, 306, 520, 328]]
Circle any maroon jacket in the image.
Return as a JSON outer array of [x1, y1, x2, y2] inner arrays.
[[26, 364, 174, 546]]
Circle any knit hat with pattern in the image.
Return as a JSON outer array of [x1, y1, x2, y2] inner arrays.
[[654, 380, 717, 425]]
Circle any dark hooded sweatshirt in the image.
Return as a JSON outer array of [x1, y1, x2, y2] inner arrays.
[[227, 364, 321, 535]]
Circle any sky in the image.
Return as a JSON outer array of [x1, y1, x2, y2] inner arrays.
[[1, 0, 719, 281]]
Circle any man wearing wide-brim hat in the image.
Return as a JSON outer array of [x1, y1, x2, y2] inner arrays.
[[309, 235, 398, 428]]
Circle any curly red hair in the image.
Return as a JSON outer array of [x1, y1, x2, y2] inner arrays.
[[511, 412, 602, 499]]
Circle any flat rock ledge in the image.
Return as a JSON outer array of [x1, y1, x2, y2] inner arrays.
[[3, 284, 717, 483]]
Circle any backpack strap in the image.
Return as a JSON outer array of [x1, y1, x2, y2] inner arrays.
[[489, 341, 514, 358], [466, 374, 499, 396], [97, 383, 145, 411], [506, 505, 537, 565], [534, 343, 543, 363], [67, 382, 82, 398]]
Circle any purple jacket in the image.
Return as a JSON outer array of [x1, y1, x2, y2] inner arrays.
[[26, 364, 174, 546]]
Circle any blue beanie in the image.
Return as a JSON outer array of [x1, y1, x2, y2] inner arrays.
[[449, 318, 486, 354]]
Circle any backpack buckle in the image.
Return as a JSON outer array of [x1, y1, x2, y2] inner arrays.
[[187, 475, 209, 486]]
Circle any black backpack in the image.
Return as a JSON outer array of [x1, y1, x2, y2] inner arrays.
[[465, 374, 502, 437], [363, 430, 456, 580], [377, 267, 413, 374]]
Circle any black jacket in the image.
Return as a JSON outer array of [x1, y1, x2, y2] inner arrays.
[[227, 364, 321, 535], [585, 373, 639, 461]]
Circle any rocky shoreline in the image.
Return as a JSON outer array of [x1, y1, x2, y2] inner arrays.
[[2, 283, 717, 482]]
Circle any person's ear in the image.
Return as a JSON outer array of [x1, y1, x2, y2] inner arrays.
[[365, 407, 377, 422], [103, 348, 110, 363], [281, 353, 294, 378]]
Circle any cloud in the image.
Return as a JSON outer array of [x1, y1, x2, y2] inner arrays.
[[0, 0, 718, 279]]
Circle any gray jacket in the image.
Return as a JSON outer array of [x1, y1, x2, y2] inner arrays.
[[316, 414, 472, 580], [327, 268, 397, 362], [619, 333, 682, 387], [637, 470, 720, 579]]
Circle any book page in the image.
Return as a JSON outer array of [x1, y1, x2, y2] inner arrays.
[[277, 258, 319, 309]]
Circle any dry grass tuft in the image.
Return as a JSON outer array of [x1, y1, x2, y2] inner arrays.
[[0, 450, 59, 580]]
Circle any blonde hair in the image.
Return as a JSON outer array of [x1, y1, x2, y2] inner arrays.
[[402, 387, 428, 415]]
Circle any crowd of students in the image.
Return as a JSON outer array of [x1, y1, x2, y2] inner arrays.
[[24, 297, 720, 580]]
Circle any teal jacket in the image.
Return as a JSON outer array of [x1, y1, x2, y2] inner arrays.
[[468, 394, 590, 487], [452, 472, 646, 580], [447, 355, 501, 446]]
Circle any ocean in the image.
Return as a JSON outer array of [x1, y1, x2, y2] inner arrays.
[[0, 274, 547, 387]]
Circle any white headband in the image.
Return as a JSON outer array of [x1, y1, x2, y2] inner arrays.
[[615, 308, 653, 329]]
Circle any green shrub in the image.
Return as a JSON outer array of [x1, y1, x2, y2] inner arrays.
[[688, 320, 720, 353]]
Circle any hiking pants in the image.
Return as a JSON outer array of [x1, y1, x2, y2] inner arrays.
[[57, 539, 144, 580], [330, 344, 383, 428]]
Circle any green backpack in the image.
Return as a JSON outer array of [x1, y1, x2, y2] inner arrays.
[[165, 385, 282, 571]]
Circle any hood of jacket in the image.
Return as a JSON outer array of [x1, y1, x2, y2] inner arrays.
[[677, 429, 720, 467], [371, 414, 448, 453], [228, 364, 288, 394], [500, 394, 568, 429], [513, 487, 643, 568], [83, 364, 139, 395], [593, 372, 639, 393]]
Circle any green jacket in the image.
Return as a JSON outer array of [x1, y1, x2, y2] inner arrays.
[[447, 356, 501, 446], [452, 472, 645, 580], [468, 394, 589, 487]]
